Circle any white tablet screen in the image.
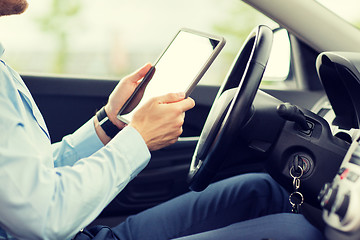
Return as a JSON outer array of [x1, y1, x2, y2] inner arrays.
[[119, 29, 225, 122]]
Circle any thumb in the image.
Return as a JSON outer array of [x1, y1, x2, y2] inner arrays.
[[127, 63, 152, 83], [157, 92, 186, 104]]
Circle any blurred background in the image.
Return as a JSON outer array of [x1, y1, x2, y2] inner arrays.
[[0, 0, 359, 86]]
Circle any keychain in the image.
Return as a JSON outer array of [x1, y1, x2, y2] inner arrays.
[[289, 166, 304, 213]]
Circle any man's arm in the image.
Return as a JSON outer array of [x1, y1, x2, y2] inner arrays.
[[0, 116, 151, 239], [0, 62, 194, 239], [52, 64, 152, 167]]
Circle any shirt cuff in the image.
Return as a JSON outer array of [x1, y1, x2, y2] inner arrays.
[[69, 117, 104, 159], [106, 125, 151, 179]]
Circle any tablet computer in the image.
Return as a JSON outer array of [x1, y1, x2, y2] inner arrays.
[[118, 28, 226, 123]]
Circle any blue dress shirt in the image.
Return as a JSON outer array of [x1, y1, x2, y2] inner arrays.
[[0, 43, 151, 240]]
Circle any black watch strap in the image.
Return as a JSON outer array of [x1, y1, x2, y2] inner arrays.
[[96, 107, 120, 138]]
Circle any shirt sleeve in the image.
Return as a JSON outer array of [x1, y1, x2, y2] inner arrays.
[[0, 117, 151, 240], [0, 64, 151, 239], [52, 118, 105, 167], [47, 126, 151, 239]]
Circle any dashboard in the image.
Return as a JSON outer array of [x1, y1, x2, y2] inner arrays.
[[264, 51, 360, 207], [316, 52, 360, 133]]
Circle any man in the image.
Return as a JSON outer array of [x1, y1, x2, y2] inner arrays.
[[1, 0, 195, 238], [0, 0, 28, 15], [0, 1, 325, 239]]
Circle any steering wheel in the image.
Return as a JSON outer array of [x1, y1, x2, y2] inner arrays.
[[188, 25, 274, 191]]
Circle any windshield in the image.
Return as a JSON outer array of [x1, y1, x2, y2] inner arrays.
[[316, 0, 360, 29]]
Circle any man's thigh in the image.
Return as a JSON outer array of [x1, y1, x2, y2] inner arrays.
[[112, 173, 292, 240], [173, 213, 325, 240]]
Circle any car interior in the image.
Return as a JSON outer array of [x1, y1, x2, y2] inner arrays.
[[15, 0, 360, 237]]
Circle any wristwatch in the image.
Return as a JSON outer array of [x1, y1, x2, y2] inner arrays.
[[96, 107, 127, 138]]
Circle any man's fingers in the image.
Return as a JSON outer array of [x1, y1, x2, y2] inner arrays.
[[156, 92, 186, 104], [155, 93, 195, 112], [174, 97, 195, 112], [126, 63, 152, 83]]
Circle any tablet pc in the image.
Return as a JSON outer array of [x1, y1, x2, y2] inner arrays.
[[118, 28, 226, 123]]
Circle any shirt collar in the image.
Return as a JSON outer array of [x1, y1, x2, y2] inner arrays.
[[0, 42, 4, 57]]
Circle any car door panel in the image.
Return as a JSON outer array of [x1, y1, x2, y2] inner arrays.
[[23, 75, 115, 143]]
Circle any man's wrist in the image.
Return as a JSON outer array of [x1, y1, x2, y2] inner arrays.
[[96, 107, 126, 138]]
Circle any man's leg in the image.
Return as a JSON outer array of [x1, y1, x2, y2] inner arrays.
[[173, 213, 325, 240], [111, 173, 292, 240]]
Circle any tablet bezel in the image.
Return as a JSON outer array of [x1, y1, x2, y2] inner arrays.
[[117, 28, 226, 121]]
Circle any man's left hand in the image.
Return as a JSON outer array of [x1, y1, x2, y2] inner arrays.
[[104, 63, 152, 129]]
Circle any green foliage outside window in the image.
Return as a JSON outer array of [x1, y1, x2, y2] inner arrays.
[[34, 0, 83, 74]]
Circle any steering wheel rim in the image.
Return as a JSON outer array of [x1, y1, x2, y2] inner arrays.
[[188, 25, 274, 191]]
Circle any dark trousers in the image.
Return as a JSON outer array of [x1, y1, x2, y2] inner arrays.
[[76, 173, 324, 240]]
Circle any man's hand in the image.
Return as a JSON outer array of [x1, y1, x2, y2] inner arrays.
[[130, 93, 195, 151], [94, 63, 151, 145], [105, 63, 152, 129]]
